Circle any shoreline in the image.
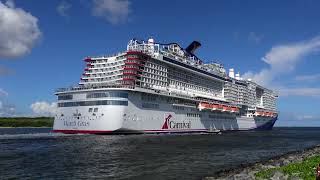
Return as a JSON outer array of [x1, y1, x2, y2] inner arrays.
[[204, 144, 320, 180]]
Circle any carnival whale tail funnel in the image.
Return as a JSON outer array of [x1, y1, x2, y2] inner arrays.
[[185, 41, 201, 54]]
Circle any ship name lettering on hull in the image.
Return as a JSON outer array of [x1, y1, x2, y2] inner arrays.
[[169, 121, 191, 129], [64, 121, 90, 127]]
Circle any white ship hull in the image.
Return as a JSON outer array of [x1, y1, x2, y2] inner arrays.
[[53, 90, 277, 134], [53, 38, 279, 134]]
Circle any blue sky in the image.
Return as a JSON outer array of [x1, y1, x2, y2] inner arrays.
[[0, 0, 320, 126]]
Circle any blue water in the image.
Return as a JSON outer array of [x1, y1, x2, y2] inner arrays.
[[0, 127, 320, 179]]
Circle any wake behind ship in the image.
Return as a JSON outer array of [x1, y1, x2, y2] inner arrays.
[[53, 38, 278, 134]]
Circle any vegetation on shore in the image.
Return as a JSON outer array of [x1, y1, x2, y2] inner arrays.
[[0, 117, 53, 127], [255, 155, 320, 180]]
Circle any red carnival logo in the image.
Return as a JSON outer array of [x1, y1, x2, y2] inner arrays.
[[161, 114, 191, 130], [161, 114, 172, 129]]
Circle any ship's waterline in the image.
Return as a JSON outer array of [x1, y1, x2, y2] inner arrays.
[[53, 38, 278, 134]]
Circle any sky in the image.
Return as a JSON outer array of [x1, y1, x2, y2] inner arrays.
[[0, 0, 320, 126]]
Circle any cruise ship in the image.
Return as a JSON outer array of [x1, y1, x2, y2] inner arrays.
[[53, 38, 278, 134]]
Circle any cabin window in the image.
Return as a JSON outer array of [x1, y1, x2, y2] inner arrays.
[[58, 94, 73, 100], [57, 100, 128, 107], [141, 103, 159, 109], [87, 91, 128, 98]]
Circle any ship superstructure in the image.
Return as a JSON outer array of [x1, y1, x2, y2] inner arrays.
[[53, 38, 278, 134]]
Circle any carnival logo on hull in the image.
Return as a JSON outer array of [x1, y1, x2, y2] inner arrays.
[[162, 114, 191, 129]]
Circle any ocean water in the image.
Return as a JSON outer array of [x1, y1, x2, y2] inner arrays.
[[0, 127, 320, 180]]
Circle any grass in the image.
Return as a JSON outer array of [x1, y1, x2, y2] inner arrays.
[[255, 155, 320, 180], [0, 117, 54, 127]]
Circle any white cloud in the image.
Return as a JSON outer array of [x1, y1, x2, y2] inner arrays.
[[279, 87, 320, 97], [57, 1, 72, 17], [92, 0, 130, 25], [296, 115, 319, 121], [5, 0, 14, 8], [0, 88, 16, 117], [281, 112, 320, 121], [30, 101, 57, 116], [0, 0, 41, 59], [0, 88, 8, 97], [0, 104, 15, 116], [243, 36, 320, 86], [280, 111, 320, 121], [248, 32, 263, 43], [295, 73, 320, 82]]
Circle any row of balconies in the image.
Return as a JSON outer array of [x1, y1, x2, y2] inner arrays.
[[170, 77, 222, 90], [145, 62, 167, 72], [144, 67, 167, 76], [81, 74, 122, 81], [169, 80, 222, 92], [82, 70, 122, 78], [140, 76, 167, 83], [84, 68, 123, 75], [86, 65, 124, 72]]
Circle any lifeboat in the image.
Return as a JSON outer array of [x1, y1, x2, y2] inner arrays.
[[222, 105, 227, 112], [198, 102, 224, 111], [256, 111, 262, 116], [203, 103, 210, 108], [225, 106, 233, 112], [198, 103, 236, 112], [231, 107, 239, 113], [211, 104, 220, 110], [198, 102, 208, 110]]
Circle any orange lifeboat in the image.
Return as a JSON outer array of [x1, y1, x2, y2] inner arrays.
[[204, 103, 211, 109], [231, 107, 239, 113], [198, 102, 205, 110], [217, 104, 224, 110], [198, 102, 223, 111], [256, 111, 262, 116], [198, 102, 210, 110], [269, 112, 274, 117], [225, 106, 233, 112], [211, 104, 219, 110], [222, 105, 228, 112]]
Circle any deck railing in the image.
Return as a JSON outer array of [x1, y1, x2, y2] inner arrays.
[[55, 84, 135, 93]]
